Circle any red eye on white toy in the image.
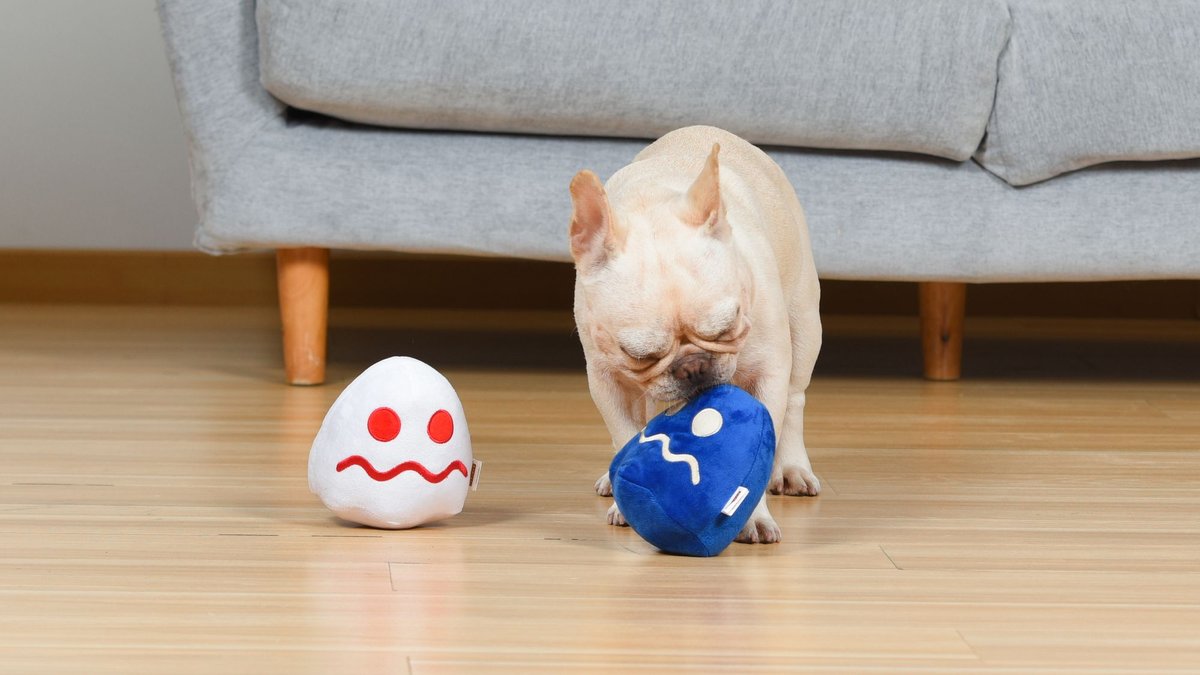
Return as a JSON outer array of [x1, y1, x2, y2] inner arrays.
[[427, 409, 454, 444], [367, 407, 401, 442]]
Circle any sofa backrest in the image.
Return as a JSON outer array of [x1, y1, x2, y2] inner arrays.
[[257, 0, 1010, 162], [975, 0, 1200, 185]]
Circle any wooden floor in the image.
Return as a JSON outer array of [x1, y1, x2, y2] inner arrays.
[[2, 304, 1199, 673]]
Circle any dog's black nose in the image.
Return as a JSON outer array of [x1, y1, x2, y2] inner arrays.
[[670, 353, 712, 387]]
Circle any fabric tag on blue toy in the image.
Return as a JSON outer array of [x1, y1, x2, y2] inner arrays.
[[609, 384, 775, 557], [721, 486, 751, 516]]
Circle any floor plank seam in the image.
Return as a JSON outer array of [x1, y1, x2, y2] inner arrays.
[[879, 545, 903, 570]]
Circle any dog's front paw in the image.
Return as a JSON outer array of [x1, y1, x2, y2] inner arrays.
[[606, 502, 628, 527], [595, 471, 613, 497], [770, 465, 821, 497], [735, 512, 781, 544]]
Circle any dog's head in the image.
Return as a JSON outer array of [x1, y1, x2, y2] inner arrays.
[[570, 145, 752, 403]]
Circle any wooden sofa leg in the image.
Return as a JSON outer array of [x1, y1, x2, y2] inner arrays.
[[918, 282, 966, 381], [276, 248, 329, 385]]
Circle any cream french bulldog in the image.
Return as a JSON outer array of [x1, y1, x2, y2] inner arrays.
[[570, 125, 822, 544]]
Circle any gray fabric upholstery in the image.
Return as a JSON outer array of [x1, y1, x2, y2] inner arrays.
[[257, 0, 1008, 161], [977, 0, 1200, 186], [160, 0, 1200, 284], [158, 0, 284, 231], [199, 121, 1200, 282]]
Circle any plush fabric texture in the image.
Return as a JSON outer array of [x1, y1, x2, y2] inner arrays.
[[309, 357, 473, 529], [196, 121, 1200, 282], [157, 0, 284, 240], [609, 385, 775, 557], [256, 0, 1007, 161], [976, 0, 1200, 185], [159, 0, 1200, 283]]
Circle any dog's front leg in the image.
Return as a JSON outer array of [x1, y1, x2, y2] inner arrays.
[[585, 365, 643, 502], [587, 370, 645, 527], [736, 368, 791, 544]]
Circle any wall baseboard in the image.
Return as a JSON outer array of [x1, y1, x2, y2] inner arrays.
[[1, 250, 1196, 318], [0, 250, 278, 306]]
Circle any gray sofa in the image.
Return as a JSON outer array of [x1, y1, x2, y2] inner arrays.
[[159, 0, 1200, 384]]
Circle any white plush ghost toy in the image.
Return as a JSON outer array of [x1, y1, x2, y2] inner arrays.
[[308, 357, 477, 529]]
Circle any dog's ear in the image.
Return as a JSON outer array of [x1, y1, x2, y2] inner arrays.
[[684, 143, 729, 239], [569, 170, 618, 270]]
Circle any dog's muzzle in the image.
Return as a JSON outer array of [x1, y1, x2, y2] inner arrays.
[[669, 353, 715, 388]]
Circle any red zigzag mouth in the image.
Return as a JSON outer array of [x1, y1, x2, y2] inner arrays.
[[336, 455, 468, 483]]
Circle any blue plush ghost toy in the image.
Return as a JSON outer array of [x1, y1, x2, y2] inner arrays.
[[609, 384, 775, 557]]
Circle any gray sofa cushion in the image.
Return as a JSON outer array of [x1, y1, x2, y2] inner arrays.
[[976, 0, 1200, 186], [257, 0, 1009, 162], [198, 123, 1200, 282]]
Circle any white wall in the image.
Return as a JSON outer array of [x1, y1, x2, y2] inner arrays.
[[0, 0, 197, 250]]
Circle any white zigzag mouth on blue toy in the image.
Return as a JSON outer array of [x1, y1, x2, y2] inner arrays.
[[639, 431, 701, 485], [637, 406, 725, 486]]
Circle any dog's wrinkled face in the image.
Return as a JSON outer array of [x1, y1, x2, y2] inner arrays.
[[571, 145, 752, 403]]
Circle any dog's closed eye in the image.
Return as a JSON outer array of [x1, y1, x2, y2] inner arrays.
[[696, 325, 735, 342], [620, 345, 670, 368], [617, 328, 671, 364], [695, 300, 741, 342]]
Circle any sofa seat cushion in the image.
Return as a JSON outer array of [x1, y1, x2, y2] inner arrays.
[[198, 123, 1200, 282], [256, 0, 1009, 161], [976, 0, 1200, 186]]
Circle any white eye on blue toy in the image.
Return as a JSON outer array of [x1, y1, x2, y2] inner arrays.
[[691, 408, 724, 437], [609, 386, 776, 557]]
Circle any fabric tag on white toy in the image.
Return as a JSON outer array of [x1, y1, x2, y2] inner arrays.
[[469, 460, 483, 491], [721, 486, 750, 516]]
